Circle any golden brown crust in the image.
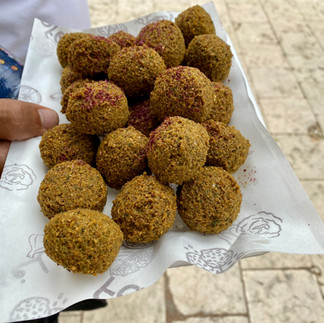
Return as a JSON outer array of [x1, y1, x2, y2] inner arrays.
[[37, 160, 107, 219], [111, 173, 177, 243], [146, 116, 209, 185], [96, 126, 148, 189], [43, 208, 123, 275], [39, 124, 99, 168], [177, 166, 242, 234], [202, 120, 250, 173]]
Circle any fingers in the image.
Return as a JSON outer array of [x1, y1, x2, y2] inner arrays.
[[0, 140, 10, 176], [0, 99, 59, 141]]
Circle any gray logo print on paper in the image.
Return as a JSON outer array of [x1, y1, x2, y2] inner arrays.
[[19, 85, 42, 104], [10, 294, 67, 321], [236, 211, 282, 238], [185, 245, 243, 273], [94, 242, 154, 298], [0, 164, 37, 191], [97, 24, 128, 37], [135, 12, 175, 25]]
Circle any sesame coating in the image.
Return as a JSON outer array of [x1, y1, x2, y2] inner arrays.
[[146, 116, 209, 185], [175, 5, 216, 45], [108, 45, 167, 98], [66, 81, 129, 135], [68, 35, 120, 77], [108, 30, 136, 48], [43, 208, 123, 275], [37, 160, 108, 219], [177, 166, 242, 234], [39, 123, 99, 168], [135, 20, 185, 68], [150, 66, 215, 123], [96, 126, 149, 190], [208, 82, 234, 124], [186, 34, 233, 82], [57, 32, 91, 68], [111, 173, 177, 243], [202, 120, 250, 173]]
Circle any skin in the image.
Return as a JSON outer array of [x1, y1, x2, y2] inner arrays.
[[0, 99, 59, 175]]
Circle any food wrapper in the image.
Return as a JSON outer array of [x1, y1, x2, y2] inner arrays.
[[0, 2, 323, 321]]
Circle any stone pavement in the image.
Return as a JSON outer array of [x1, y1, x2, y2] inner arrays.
[[59, 0, 324, 322]]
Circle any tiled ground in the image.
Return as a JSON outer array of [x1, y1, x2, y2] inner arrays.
[[59, 0, 324, 322]]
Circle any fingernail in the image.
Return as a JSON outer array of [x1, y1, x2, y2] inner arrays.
[[38, 109, 59, 129]]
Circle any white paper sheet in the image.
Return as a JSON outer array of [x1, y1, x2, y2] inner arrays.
[[1, 2, 323, 322]]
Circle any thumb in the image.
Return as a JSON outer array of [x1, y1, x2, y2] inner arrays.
[[0, 99, 59, 141]]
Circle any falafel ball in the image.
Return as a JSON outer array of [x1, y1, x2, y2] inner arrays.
[[186, 34, 233, 82], [65, 80, 129, 135], [111, 173, 177, 243], [208, 82, 234, 124], [43, 208, 123, 275], [202, 120, 250, 173], [108, 30, 136, 48], [177, 166, 242, 234], [150, 66, 215, 123], [127, 99, 160, 136], [60, 66, 85, 94], [107, 45, 166, 98], [68, 35, 120, 77], [57, 32, 90, 68], [39, 123, 99, 168], [61, 78, 93, 114], [175, 5, 215, 46], [146, 116, 209, 185], [37, 160, 107, 219], [96, 126, 149, 190], [135, 20, 185, 68]]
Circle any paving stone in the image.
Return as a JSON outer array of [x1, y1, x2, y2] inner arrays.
[[238, 44, 289, 69], [227, 0, 267, 23], [298, 82, 324, 115], [295, 0, 324, 20], [258, 98, 317, 134], [58, 312, 82, 323], [243, 269, 324, 323], [307, 20, 324, 50], [248, 68, 303, 99], [275, 134, 324, 179], [241, 252, 313, 269], [82, 276, 166, 323], [233, 22, 277, 48], [166, 265, 246, 316], [311, 254, 324, 285], [300, 180, 324, 221], [173, 316, 249, 323], [287, 55, 324, 85]]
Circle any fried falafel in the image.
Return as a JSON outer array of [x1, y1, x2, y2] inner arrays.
[[96, 126, 149, 190], [135, 20, 185, 68], [108, 45, 166, 98], [177, 166, 242, 234], [68, 35, 120, 77], [65, 80, 129, 135], [150, 66, 215, 123], [37, 160, 107, 219], [202, 120, 250, 173], [175, 5, 215, 46], [43, 208, 123, 275], [108, 30, 136, 48], [111, 173, 177, 243], [186, 34, 233, 82], [39, 123, 99, 168], [146, 116, 209, 185]]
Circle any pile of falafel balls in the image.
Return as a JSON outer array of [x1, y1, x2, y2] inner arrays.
[[38, 5, 251, 275]]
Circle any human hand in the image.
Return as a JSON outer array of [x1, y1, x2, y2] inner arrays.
[[0, 99, 59, 175]]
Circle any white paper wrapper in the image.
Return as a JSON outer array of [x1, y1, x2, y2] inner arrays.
[[1, 2, 323, 322]]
